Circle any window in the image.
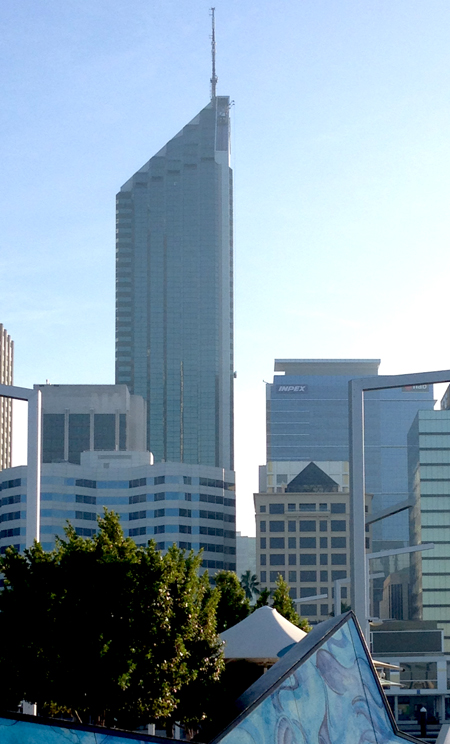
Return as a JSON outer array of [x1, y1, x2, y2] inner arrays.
[[130, 510, 147, 520], [269, 503, 284, 514], [331, 503, 346, 514], [270, 571, 285, 582], [270, 554, 285, 566], [366, 537, 370, 549], [331, 570, 347, 581], [299, 521, 316, 532], [299, 504, 315, 512], [183, 476, 192, 485], [76, 494, 96, 505], [260, 537, 266, 549], [129, 526, 146, 537], [129, 478, 146, 488], [320, 571, 328, 582], [331, 521, 346, 532], [260, 554, 266, 565], [319, 521, 328, 532], [288, 554, 297, 565], [270, 537, 285, 549], [300, 571, 316, 582], [320, 554, 328, 565], [260, 505, 266, 513], [300, 537, 316, 549], [288, 571, 297, 582], [300, 554, 316, 565], [288, 503, 295, 511], [75, 511, 96, 521], [288, 537, 296, 549], [154, 476, 165, 485], [269, 521, 285, 532], [300, 587, 316, 598], [288, 521, 296, 532], [260, 520, 266, 533], [331, 537, 346, 548], [299, 604, 317, 616], [320, 604, 329, 615], [154, 509, 165, 518], [260, 571, 266, 582], [129, 493, 146, 504], [154, 492, 165, 501], [319, 503, 327, 511], [155, 525, 165, 534], [289, 587, 297, 599], [320, 537, 328, 548], [331, 554, 347, 565]]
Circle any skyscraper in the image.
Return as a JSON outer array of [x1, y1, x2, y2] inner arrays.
[[0, 324, 13, 470], [115, 95, 233, 470]]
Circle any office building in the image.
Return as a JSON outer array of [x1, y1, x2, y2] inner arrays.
[[37, 384, 147, 464], [408, 406, 450, 651], [115, 95, 234, 470], [0, 453, 236, 572], [0, 324, 13, 470], [255, 462, 371, 623], [236, 532, 256, 579]]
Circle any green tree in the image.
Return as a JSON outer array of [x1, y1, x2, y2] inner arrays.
[[240, 570, 260, 601], [0, 510, 223, 730], [271, 575, 312, 632], [253, 587, 271, 608], [214, 570, 250, 632]]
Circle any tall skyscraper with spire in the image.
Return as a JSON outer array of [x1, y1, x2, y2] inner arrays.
[[115, 30, 233, 470]]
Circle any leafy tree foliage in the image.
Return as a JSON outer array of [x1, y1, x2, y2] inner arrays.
[[253, 587, 271, 608], [0, 510, 224, 730], [266, 575, 312, 632], [214, 570, 250, 632], [240, 570, 260, 601]]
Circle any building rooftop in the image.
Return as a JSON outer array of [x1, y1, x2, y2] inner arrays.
[[274, 359, 380, 376]]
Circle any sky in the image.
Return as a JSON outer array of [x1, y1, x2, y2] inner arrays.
[[2, 0, 450, 536]]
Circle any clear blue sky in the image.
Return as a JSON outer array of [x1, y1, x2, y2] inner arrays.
[[2, 1, 450, 535]]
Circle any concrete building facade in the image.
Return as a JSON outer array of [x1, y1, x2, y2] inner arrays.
[[115, 96, 234, 471], [0, 324, 13, 470]]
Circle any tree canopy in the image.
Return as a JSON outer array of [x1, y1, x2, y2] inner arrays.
[[271, 575, 312, 632], [214, 570, 251, 632], [0, 510, 224, 730], [240, 570, 260, 601]]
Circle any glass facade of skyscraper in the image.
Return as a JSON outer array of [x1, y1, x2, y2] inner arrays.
[[115, 97, 233, 470]]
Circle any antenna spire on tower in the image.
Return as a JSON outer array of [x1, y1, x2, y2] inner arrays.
[[210, 7, 218, 100]]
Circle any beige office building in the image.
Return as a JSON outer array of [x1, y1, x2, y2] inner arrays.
[[0, 324, 14, 470], [255, 462, 371, 624]]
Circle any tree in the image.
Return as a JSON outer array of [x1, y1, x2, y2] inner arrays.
[[0, 510, 224, 730], [271, 575, 312, 632], [214, 570, 250, 632], [240, 570, 260, 601], [254, 587, 271, 608]]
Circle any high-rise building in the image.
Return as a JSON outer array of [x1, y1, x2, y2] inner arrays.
[[0, 324, 13, 470], [115, 96, 233, 470], [37, 384, 147, 465], [408, 406, 450, 651]]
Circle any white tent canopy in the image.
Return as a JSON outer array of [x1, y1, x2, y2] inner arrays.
[[220, 606, 307, 664]]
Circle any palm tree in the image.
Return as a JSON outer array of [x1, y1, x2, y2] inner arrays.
[[240, 570, 260, 602]]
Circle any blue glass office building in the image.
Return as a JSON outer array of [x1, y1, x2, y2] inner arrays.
[[115, 98, 233, 470], [266, 360, 435, 551]]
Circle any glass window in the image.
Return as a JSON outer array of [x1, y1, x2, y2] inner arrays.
[[94, 414, 115, 451], [299, 520, 316, 532], [320, 537, 328, 548], [320, 604, 329, 615], [319, 503, 327, 511], [270, 537, 285, 549], [320, 570, 328, 582], [269, 503, 284, 514], [401, 663, 437, 689], [269, 521, 285, 532], [331, 554, 347, 565], [300, 554, 316, 565], [300, 571, 316, 582], [300, 603, 317, 616], [288, 554, 296, 565], [287, 503, 295, 511], [331, 570, 347, 581], [270, 554, 285, 566], [331, 520, 346, 532], [260, 505, 266, 512], [320, 554, 328, 565], [288, 520, 296, 532], [288, 537, 296, 549], [260, 571, 266, 583], [260, 554, 266, 565], [331, 537, 346, 548], [300, 537, 316, 548], [299, 504, 316, 511], [288, 570, 297, 582], [270, 571, 285, 582], [320, 521, 328, 532], [331, 503, 346, 514], [260, 537, 266, 549], [260, 520, 266, 533]]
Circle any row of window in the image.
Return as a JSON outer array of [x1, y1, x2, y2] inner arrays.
[[0, 511, 21, 523], [128, 508, 235, 522], [260, 553, 347, 566], [261, 569, 347, 583], [260, 520, 346, 533], [0, 493, 23, 507], [261, 536, 346, 549], [263, 503, 346, 515], [0, 479, 21, 491]]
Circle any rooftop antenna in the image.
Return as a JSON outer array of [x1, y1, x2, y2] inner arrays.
[[210, 7, 218, 100]]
